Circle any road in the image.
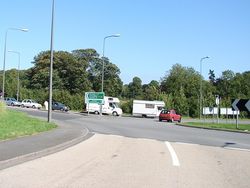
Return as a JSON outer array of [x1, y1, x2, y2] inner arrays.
[[0, 108, 250, 187]]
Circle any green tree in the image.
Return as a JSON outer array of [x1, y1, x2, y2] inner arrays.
[[128, 77, 143, 99]]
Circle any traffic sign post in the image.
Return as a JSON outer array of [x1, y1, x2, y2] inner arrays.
[[85, 92, 104, 104], [231, 99, 250, 129], [85, 92, 105, 115]]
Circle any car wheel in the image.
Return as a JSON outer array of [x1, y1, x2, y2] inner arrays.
[[11, 103, 14, 106], [21, 104, 24, 108], [94, 111, 99, 115], [112, 111, 118, 116], [32, 105, 36, 109], [178, 118, 181, 123], [171, 118, 174, 122], [159, 119, 162, 122]]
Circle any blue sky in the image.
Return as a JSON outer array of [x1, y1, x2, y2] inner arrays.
[[1, 0, 250, 84]]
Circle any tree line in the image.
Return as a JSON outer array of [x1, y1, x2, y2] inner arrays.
[[0, 48, 249, 117]]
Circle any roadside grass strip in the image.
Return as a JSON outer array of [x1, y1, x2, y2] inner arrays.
[[183, 122, 250, 132], [0, 109, 57, 141]]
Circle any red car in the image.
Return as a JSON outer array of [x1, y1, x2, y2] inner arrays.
[[159, 109, 181, 122]]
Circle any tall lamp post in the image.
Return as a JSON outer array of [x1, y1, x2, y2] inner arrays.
[[48, 0, 55, 123], [101, 34, 120, 92], [199, 56, 209, 120], [100, 34, 120, 115], [8, 50, 20, 101], [2, 28, 28, 99]]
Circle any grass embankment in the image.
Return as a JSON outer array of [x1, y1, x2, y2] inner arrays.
[[184, 122, 250, 132], [0, 103, 57, 140]]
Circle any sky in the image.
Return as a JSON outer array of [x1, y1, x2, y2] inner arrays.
[[0, 0, 250, 84]]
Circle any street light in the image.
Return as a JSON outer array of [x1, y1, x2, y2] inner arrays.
[[8, 50, 20, 101], [100, 34, 120, 116], [199, 56, 209, 120], [48, 0, 55, 123], [1, 27, 28, 99], [101, 34, 120, 92]]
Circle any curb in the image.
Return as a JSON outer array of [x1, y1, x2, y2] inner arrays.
[[177, 123, 250, 134], [0, 127, 93, 170]]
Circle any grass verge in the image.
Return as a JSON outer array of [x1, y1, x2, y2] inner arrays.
[[0, 109, 57, 141], [183, 122, 250, 132]]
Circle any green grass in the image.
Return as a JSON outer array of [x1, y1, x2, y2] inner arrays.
[[184, 122, 250, 132], [0, 109, 57, 141]]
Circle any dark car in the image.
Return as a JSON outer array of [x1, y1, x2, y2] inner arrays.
[[52, 102, 69, 112]]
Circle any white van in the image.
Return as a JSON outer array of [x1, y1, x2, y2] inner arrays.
[[132, 100, 165, 118], [86, 96, 123, 116]]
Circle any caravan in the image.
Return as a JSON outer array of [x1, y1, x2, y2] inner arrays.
[[132, 100, 165, 118], [86, 96, 123, 116]]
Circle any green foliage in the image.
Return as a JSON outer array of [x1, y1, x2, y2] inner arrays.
[[0, 100, 6, 114], [120, 100, 133, 114]]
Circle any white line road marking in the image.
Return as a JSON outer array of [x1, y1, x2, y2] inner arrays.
[[165, 141, 180, 167], [224, 147, 250, 152]]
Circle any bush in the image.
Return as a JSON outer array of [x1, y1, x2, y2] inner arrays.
[[120, 100, 133, 114]]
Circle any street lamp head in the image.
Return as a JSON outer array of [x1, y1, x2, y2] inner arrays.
[[112, 34, 120, 37], [21, 28, 29, 32]]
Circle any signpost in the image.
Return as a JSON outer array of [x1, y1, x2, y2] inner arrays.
[[231, 99, 250, 129], [85, 92, 105, 115], [85, 92, 104, 104]]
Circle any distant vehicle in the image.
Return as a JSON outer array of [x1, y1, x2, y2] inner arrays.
[[132, 100, 165, 118], [5, 97, 21, 106], [52, 102, 69, 112], [21, 99, 42, 109], [159, 109, 181, 122], [86, 96, 123, 116]]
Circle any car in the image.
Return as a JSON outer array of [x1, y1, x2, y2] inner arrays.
[[52, 102, 69, 112], [159, 109, 181, 123], [21, 99, 42, 109], [5, 97, 21, 106]]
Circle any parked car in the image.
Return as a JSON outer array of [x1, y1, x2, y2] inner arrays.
[[159, 109, 181, 122], [5, 97, 21, 106], [52, 102, 69, 112], [21, 99, 42, 109]]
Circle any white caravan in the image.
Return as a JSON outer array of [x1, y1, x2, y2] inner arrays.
[[86, 96, 123, 116], [132, 100, 165, 118]]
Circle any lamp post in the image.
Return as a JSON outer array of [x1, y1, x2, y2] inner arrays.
[[199, 56, 209, 120], [48, 0, 55, 123], [8, 50, 20, 101], [2, 28, 28, 99], [101, 34, 120, 92], [99, 34, 120, 116]]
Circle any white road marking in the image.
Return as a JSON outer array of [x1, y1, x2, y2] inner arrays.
[[224, 147, 250, 152], [175, 142, 199, 146], [165, 141, 180, 167]]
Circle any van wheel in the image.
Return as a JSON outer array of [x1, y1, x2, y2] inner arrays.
[[142, 114, 147, 118], [112, 111, 118, 116], [94, 111, 99, 115]]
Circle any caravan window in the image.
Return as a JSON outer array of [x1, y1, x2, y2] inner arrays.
[[157, 106, 164, 111], [145, 104, 155, 109]]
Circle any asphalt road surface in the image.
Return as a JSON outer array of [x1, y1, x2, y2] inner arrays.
[[0, 108, 250, 188]]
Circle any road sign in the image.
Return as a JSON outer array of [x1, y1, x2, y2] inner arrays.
[[85, 92, 104, 104], [232, 99, 250, 112]]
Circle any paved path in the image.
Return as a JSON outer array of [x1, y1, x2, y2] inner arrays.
[[0, 134, 250, 188], [0, 117, 91, 170]]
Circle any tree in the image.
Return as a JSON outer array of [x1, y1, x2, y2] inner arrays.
[[128, 77, 143, 99]]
